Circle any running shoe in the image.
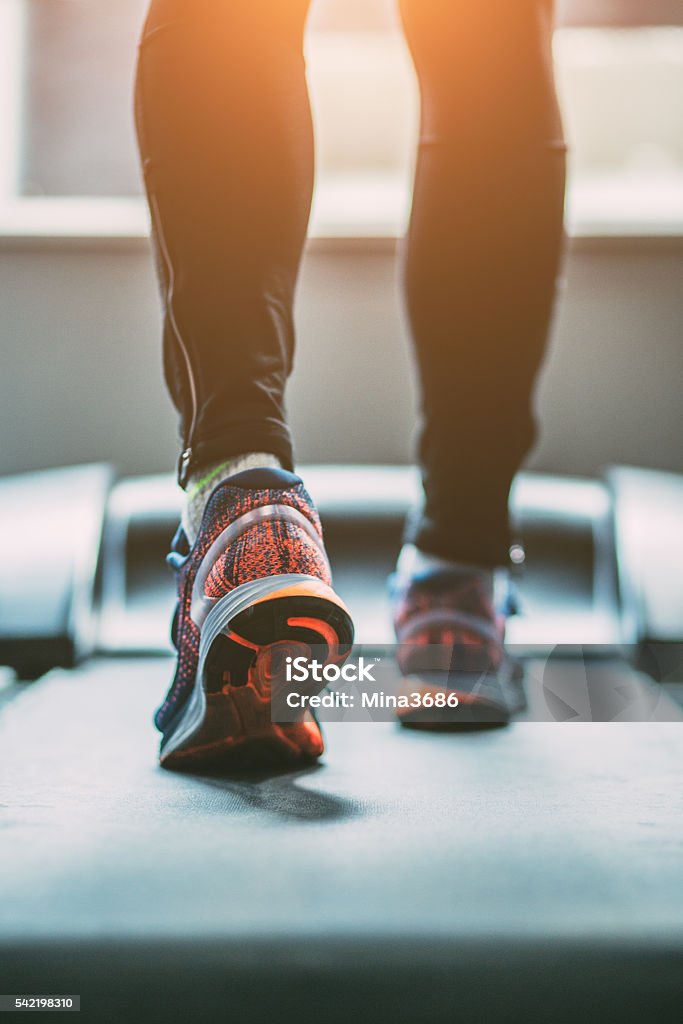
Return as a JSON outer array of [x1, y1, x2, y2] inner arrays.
[[389, 565, 524, 728], [157, 467, 354, 769]]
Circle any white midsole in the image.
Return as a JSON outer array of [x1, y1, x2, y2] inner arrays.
[[197, 573, 340, 663]]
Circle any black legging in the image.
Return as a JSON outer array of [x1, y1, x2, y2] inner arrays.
[[135, 0, 566, 567]]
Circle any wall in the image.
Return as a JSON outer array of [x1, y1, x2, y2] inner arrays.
[[0, 236, 681, 481]]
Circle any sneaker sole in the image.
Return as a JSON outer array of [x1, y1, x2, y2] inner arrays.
[[396, 659, 526, 731], [160, 574, 354, 769]]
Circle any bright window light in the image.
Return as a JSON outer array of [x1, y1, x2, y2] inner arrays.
[[1, 1, 682, 235]]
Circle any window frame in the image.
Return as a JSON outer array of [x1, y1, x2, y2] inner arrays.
[[1, 0, 682, 241], [0, 0, 25, 205], [558, 1, 683, 27]]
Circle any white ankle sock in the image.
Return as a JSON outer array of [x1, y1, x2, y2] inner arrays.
[[181, 452, 282, 544]]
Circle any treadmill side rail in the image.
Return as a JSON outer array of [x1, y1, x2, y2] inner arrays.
[[0, 463, 113, 678]]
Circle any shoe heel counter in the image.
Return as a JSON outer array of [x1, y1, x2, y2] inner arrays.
[[256, 517, 332, 586], [204, 515, 331, 599]]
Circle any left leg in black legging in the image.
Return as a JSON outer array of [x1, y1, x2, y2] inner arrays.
[[135, 0, 313, 485], [398, 0, 566, 567]]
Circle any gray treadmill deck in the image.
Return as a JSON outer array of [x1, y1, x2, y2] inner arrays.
[[2, 657, 683, 935], [2, 658, 683, 1019]]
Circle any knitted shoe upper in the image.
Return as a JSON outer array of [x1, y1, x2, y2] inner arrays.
[[390, 568, 509, 675], [156, 469, 331, 733]]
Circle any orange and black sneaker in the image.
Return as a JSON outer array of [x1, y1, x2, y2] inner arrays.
[[157, 467, 354, 769], [390, 565, 525, 728]]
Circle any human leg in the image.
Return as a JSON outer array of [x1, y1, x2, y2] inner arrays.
[[135, 0, 314, 491], [398, 0, 566, 567], [392, 0, 566, 724], [134, 2, 354, 765]]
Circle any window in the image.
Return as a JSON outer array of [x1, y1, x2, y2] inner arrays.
[[20, 0, 146, 197], [556, 25, 683, 230], [1, 0, 682, 234]]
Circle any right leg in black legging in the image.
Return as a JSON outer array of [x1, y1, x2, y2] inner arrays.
[[135, 0, 313, 485], [398, 1, 566, 567]]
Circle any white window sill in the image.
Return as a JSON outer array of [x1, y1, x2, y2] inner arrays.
[[0, 172, 682, 247]]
